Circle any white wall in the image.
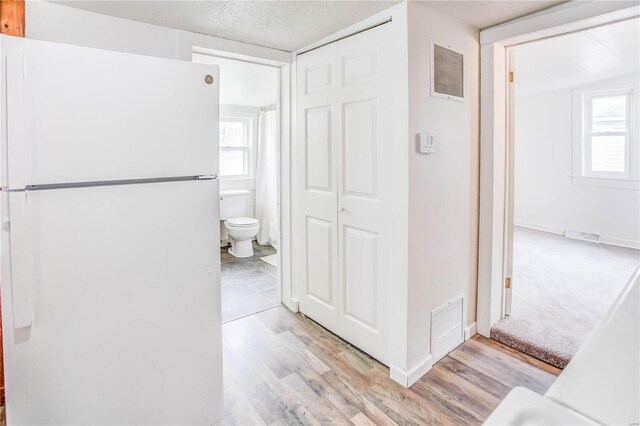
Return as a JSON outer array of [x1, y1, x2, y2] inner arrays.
[[406, 2, 480, 372], [194, 54, 280, 230], [25, 1, 290, 63], [514, 79, 640, 248], [193, 54, 279, 108]]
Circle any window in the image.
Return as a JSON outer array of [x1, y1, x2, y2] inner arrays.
[[572, 84, 638, 190], [219, 117, 251, 178], [584, 91, 631, 177]]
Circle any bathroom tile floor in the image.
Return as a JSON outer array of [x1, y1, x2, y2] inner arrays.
[[221, 241, 279, 323]]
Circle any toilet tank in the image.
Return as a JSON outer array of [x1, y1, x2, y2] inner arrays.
[[219, 189, 251, 220]]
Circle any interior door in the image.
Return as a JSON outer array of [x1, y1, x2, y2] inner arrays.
[[335, 27, 392, 362], [295, 42, 340, 332], [504, 48, 516, 317], [296, 22, 392, 363]]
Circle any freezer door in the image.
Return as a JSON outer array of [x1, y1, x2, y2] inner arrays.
[[0, 179, 222, 424], [0, 35, 219, 188]]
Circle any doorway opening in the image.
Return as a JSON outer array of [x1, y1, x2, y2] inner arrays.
[[193, 53, 283, 323], [491, 18, 640, 368]]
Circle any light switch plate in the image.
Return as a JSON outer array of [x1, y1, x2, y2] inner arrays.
[[419, 133, 436, 154]]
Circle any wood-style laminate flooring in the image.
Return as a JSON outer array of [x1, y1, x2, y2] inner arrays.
[[218, 306, 560, 425]]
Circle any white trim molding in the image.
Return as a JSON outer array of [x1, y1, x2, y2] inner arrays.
[[601, 236, 640, 250], [390, 355, 434, 388], [480, 2, 640, 45], [514, 221, 564, 236], [571, 176, 640, 191], [464, 322, 477, 341], [515, 221, 640, 250], [218, 106, 259, 180], [282, 297, 299, 312], [571, 77, 640, 188]]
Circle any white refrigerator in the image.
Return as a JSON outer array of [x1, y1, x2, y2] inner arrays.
[[0, 35, 223, 424]]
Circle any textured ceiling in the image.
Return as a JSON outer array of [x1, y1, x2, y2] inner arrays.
[[52, 0, 569, 52], [52, 0, 399, 52], [516, 18, 640, 94], [423, 1, 566, 30]]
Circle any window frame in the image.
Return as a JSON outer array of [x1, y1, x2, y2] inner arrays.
[[571, 79, 639, 191], [218, 106, 259, 180], [583, 89, 632, 179]]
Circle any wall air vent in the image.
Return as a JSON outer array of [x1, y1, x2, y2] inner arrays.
[[431, 296, 464, 363], [565, 229, 601, 243]]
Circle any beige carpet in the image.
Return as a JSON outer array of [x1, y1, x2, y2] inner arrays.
[[491, 227, 640, 368]]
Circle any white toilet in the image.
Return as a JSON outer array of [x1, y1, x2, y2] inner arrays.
[[220, 190, 260, 258], [224, 217, 259, 258]]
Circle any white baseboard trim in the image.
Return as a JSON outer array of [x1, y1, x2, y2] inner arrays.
[[600, 236, 640, 250], [389, 355, 433, 388], [514, 221, 564, 235], [283, 297, 299, 312], [464, 322, 477, 340], [515, 221, 639, 250]]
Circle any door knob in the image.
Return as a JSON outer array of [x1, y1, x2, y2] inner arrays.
[[339, 207, 346, 213]]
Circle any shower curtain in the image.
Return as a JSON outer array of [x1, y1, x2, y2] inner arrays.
[[255, 108, 279, 250]]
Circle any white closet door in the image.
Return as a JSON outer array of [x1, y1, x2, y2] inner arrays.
[[335, 26, 392, 363], [296, 43, 340, 332], [296, 22, 392, 363]]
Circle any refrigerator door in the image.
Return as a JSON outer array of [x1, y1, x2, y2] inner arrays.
[[0, 179, 222, 424], [0, 35, 219, 189]]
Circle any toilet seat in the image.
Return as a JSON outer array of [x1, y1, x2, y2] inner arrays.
[[224, 217, 260, 259], [226, 217, 259, 228]]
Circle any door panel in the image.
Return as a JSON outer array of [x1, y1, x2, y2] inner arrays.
[[306, 217, 335, 307], [306, 64, 332, 94], [297, 44, 340, 333], [343, 50, 378, 86], [343, 99, 377, 197], [0, 180, 223, 424], [337, 26, 391, 362], [1, 36, 219, 187], [343, 225, 379, 329], [296, 22, 391, 363], [305, 106, 333, 192]]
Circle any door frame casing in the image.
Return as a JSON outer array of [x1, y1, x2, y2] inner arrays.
[[477, 1, 640, 336], [503, 47, 516, 318], [191, 48, 294, 311]]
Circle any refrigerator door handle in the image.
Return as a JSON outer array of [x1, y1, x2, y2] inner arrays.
[[7, 191, 33, 328]]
